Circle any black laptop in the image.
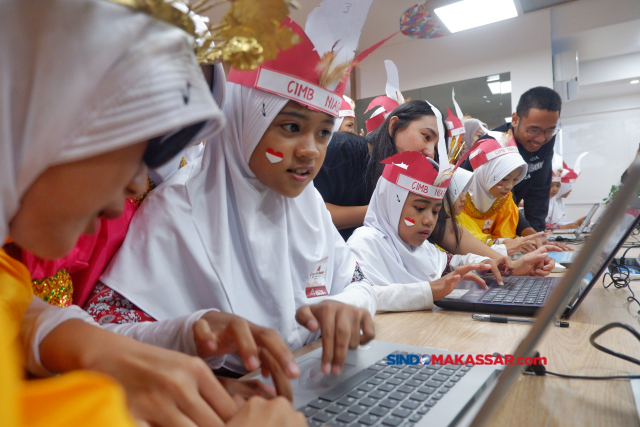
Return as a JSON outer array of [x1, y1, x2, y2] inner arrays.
[[435, 199, 640, 318]]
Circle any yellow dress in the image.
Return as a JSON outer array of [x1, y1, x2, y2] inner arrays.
[[460, 192, 519, 239], [0, 248, 136, 427], [456, 213, 501, 247]]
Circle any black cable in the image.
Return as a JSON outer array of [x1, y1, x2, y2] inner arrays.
[[543, 372, 640, 380], [524, 323, 640, 380], [602, 258, 640, 315]]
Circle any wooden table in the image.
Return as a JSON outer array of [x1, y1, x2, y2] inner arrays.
[[289, 241, 640, 426]]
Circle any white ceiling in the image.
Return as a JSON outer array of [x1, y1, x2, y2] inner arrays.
[[204, 0, 640, 104]]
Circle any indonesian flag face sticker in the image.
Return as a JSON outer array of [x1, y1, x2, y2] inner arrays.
[[404, 217, 415, 226], [266, 148, 284, 163]]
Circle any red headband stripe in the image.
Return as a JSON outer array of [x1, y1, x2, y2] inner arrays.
[[254, 68, 343, 116]]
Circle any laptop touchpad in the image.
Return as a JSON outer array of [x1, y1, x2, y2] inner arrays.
[[286, 357, 357, 407]]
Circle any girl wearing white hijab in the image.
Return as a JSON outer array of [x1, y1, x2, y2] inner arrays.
[[101, 82, 377, 375], [347, 151, 493, 311], [347, 152, 553, 312], [460, 131, 528, 239], [1, 1, 305, 426], [332, 95, 357, 134], [450, 169, 544, 256], [546, 152, 588, 230], [100, 1, 391, 377]]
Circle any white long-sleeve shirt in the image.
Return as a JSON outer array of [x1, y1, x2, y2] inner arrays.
[[21, 296, 224, 377]]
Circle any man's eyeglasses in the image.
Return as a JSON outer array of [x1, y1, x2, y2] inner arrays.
[[516, 115, 559, 139]]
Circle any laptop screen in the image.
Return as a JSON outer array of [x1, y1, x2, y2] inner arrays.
[[470, 160, 640, 427], [573, 203, 600, 238], [562, 197, 640, 318]]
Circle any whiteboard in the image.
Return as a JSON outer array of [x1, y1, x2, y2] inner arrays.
[[560, 108, 640, 222]]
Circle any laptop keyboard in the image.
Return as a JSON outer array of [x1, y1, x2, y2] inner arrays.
[[481, 277, 551, 305], [300, 352, 473, 427], [550, 252, 573, 263]]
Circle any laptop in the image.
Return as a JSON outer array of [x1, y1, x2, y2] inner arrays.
[[547, 203, 601, 265], [434, 199, 640, 317], [277, 159, 640, 427], [551, 202, 600, 237]]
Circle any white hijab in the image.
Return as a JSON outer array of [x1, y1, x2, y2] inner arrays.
[[447, 168, 474, 203], [347, 177, 447, 287], [102, 83, 365, 364], [468, 153, 528, 213], [547, 182, 572, 225], [0, 0, 224, 243]]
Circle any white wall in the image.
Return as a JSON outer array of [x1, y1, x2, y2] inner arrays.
[[356, 9, 553, 111], [560, 97, 640, 222]]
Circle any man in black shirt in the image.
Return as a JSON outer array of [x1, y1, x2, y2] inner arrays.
[[462, 87, 562, 235]]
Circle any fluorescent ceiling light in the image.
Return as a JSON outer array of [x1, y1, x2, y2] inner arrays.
[[487, 82, 501, 94], [435, 0, 518, 33], [631, 80, 640, 84], [486, 74, 500, 82], [505, 117, 512, 123], [488, 80, 511, 94]]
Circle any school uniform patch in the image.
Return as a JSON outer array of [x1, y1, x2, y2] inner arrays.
[[482, 218, 494, 233], [305, 257, 329, 298]]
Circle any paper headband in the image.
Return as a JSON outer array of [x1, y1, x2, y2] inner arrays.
[[381, 151, 451, 200], [339, 98, 355, 118], [228, 0, 396, 118], [364, 60, 404, 133], [467, 134, 519, 170]]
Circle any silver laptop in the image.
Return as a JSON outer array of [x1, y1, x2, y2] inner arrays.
[[275, 160, 640, 427], [549, 203, 600, 264], [550, 202, 599, 237]]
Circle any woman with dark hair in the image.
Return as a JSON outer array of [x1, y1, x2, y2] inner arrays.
[[315, 101, 512, 263]]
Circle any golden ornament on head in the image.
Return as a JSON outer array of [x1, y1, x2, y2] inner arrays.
[[108, 0, 300, 70]]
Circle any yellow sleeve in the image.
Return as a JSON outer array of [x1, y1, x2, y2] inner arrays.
[[490, 195, 519, 239], [0, 249, 136, 427], [22, 371, 136, 427]]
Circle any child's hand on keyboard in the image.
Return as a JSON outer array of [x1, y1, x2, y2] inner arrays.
[[296, 301, 375, 376], [512, 248, 555, 276], [431, 263, 492, 301]]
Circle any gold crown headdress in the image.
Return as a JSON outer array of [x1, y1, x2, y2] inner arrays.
[[109, 0, 301, 70]]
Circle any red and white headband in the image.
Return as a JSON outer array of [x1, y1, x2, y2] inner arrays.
[[467, 132, 519, 170], [228, 0, 396, 118], [364, 60, 405, 133], [381, 151, 451, 200]]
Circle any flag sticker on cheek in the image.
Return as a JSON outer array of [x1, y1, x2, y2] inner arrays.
[[404, 217, 415, 226], [495, 183, 504, 188], [265, 148, 284, 163]]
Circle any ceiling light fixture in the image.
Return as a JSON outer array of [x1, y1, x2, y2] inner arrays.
[[488, 80, 511, 94], [488, 82, 501, 95], [486, 75, 500, 82], [435, 0, 518, 34], [631, 80, 640, 84], [505, 117, 512, 123]]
